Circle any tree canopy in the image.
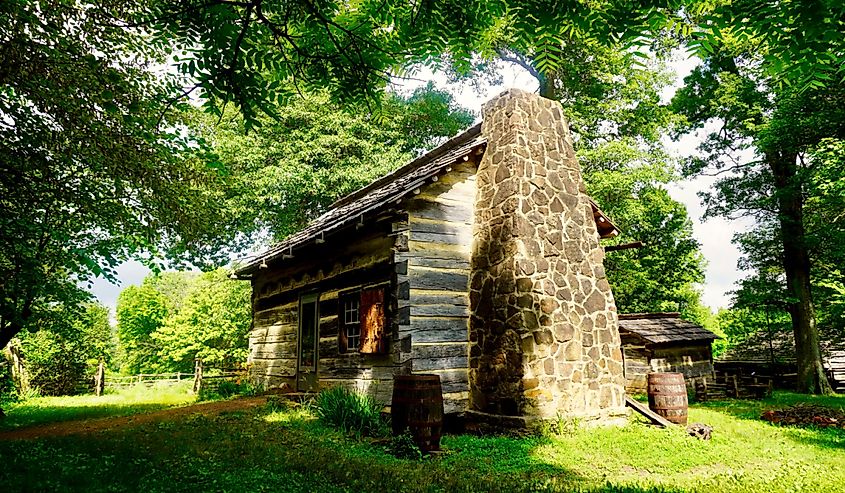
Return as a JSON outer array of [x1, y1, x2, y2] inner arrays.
[[0, 0, 238, 350], [153, 269, 251, 371], [11, 303, 111, 396], [671, 37, 845, 393], [202, 84, 474, 240], [115, 270, 250, 374], [127, 0, 844, 124]]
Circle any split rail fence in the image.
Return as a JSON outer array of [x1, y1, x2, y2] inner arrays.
[[96, 360, 248, 396]]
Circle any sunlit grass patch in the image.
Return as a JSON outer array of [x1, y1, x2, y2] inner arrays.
[[0, 381, 195, 430], [1, 391, 843, 492]]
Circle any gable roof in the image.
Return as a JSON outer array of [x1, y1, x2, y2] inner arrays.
[[618, 313, 719, 344], [719, 329, 845, 364], [234, 123, 620, 277]]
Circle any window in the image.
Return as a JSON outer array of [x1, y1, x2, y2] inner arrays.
[[341, 292, 361, 351], [338, 286, 387, 354]]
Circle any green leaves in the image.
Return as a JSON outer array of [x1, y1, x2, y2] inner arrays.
[[204, 84, 473, 242], [115, 269, 249, 374], [151, 269, 251, 371], [1, 0, 244, 348]]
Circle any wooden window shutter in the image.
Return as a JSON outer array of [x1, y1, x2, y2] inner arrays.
[[359, 287, 386, 354]]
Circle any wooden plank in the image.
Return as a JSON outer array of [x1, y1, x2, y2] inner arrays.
[[319, 338, 340, 358], [409, 220, 470, 235], [406, 199, 473, 223], [411, 343, 467, 359], [250, 344, 295, 359], [249, 333, 296, 345], [254, 225, 395, 289], [404, 256, 470, 270], [443, 395, 469, 414], [249, 359, 296, 377], [406, 318, 468, 332], [409, 268, 468, 292], [397, 281, 410, 300], [400, 328, 468, 343], [409, 232, 468, 246], [409, 291, 469, 307], [255, 261, 393, 312], [396, 305, 410, 325], [625, 396, 673, 428], [253, 309, 297, 327], [417, 175, 476, 199], [318, 297, 338, 317], [250, 325, 297, 340], [411, 304, 470, 317], [319, 316, 339, 337], [414, 356, 468, 371], [397, 248, 470, 263]]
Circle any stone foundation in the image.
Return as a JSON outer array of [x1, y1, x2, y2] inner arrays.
[[468, 89, 627, 424]]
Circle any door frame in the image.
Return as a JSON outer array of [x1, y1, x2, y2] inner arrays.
[[296, 292, 320, 391]]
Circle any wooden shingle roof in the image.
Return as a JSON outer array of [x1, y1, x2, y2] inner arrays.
[[234, 121, 621, 277], [234, 124, 486, 276], [618, 313, 718, 344]]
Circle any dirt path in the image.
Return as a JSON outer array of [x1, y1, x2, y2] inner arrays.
[[0, 396, 268, 441]]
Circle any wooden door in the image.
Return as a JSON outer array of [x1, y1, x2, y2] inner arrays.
[[297, 293, 320, 392]]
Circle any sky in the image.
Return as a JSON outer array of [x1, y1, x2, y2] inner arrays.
[[89, 51, 752, 315]]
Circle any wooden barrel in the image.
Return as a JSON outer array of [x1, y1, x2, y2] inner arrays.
[[647, 372, 688, 425], [391, 374, 444, 452]]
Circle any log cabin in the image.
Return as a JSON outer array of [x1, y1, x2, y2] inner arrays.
[[234, 89, 629, 425], [618, 313, 718, 393], [718, 329, 845, 391]]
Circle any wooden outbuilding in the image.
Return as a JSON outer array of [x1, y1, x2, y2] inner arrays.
[[234, 89, 631, 424], [719, 330, 845, 391], [618, 313, 718, 393]]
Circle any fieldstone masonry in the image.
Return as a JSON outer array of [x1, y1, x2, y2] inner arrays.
[[468, 89, 627, 424]]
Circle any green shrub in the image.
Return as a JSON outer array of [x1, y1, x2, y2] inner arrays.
[[199, 379, 260, 401], [314, 386, 387, 437], [17, 332, 88, 396], [386, 429, 422, 460], [537, 413, 580, 437]]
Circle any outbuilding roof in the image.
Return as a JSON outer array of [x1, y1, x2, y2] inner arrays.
[[618, 313, 719, 344], [234, 123, 620, 277]]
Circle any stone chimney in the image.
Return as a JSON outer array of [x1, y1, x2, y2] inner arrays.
[[468, 89, 626, 424]]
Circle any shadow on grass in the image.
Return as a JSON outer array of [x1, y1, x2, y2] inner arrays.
[[0, 405, 693, 493]]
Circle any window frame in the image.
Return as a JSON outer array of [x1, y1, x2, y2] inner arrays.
[[338, 289, 361, 353], [337, 283, 388, 354]]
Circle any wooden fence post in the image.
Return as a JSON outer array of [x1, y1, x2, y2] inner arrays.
[[192, 359, 203, 394], [95, 360, 105, 396]]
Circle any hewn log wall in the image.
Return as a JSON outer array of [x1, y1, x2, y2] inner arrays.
[[649, 344, 714, 380], [621, 345, 651, 393], [621, 338, 715, 393], [395, 160, 477, 414], [248, 217, 400, 402]]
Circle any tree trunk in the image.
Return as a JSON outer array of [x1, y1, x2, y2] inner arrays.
[[0, 323, 19, 352], [538, 75, 555, 99], [768, 152, 833, 394]]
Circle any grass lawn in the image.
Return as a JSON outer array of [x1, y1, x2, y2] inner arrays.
[[0, 391, 843, 492], [0, 381, 195, 431]]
